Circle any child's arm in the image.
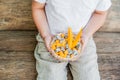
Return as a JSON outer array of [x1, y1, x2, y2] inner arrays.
[[83, 11, 108, 38], [32, 1, 51, 38], [81, 10, 108, 51], [32, 1, 52, 52]]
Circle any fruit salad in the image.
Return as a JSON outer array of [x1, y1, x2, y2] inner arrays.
[[51, 27, 82, 59]]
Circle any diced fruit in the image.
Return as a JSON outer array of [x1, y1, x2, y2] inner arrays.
[[70, 54, 74, 58], [61, 33, 65, 38], [64, 50, 68, 54], [55, 40, 60, 43], [72, 28, 82, 48], [51, 43, 56, 50], [51, 27, 82, 59]]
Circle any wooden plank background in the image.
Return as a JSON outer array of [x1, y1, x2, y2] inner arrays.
[[0, 0, 120, 32], [0, 0, 120, 80]]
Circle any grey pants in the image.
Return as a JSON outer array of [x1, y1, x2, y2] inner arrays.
[[34, 33, 100, 80]]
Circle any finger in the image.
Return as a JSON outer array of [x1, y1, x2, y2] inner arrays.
[[46, 41, 53, 52], [47, 46, 51, 52], [46, 45, 51, 52], [81, 42, 87, 53], [81, 45, 85, 52], [80, 39, 83, 45], [44, 37, 52, 51], [51, 35, 54, 38], [80, 39, 84, 49], [51, 35, 55, 42], [46, 42, 51, 52], [80, 37, 85, 46]]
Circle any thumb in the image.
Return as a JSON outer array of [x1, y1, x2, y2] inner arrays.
[[45, 37, 52, 52], [46, 44, 52, 52], [80, 40, 86, 53]]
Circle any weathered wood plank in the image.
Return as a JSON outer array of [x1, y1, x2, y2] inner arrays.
[[0, 51, 119, 80], [0, 31, 120, 80], [99, 0, 120, 32], [94, 32, 120, 53], [0, 51, 119, 69], [0, 51, 35, 61], [0, 61, 36, 80], [0, 0, 120, 32], [0, 51, 120, 69], [0, 31, 37, 51], [0, 31, 120, 53], [98, 53, 120, 80], [0, 0, 36, 30], [98, 53, 120, 70]]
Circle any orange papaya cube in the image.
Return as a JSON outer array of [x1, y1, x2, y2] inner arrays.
[[56, 43, 62, 47], [61, 33, 65, 38], [56, 52, 61, 55], [51, 45, 56, 50], [61, 41, 66, 47], [55, 40, 60, 43], [72, 48, 76, 50], [59, 51, 63, 54], [53, 42, 57, 46], [64, 50, 68, 54], [70, 54, 74, 58], [63, 50, 68, 58], [59, 51, 64, 57], [51, 43, 56, 50], [63, 55, 67, 58], [64, 53, 68, 58]]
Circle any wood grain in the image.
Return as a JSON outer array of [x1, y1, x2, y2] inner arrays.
[[0, 0, 36, 30], [1, 31, 120, 53], [0, 51, 119, 80], [0, 31, 120, 80], [0, 31, 37, 51], [94, 32, 120, 53], [0, 0, 120, 32], [99, 0, 120, 32]]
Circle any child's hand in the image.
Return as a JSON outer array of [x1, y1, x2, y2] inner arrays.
[[44, 34, 54, 52], [80, 35, 90, 53]]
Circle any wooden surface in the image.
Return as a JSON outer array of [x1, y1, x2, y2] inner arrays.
[[0, 0, 120, 80], [0, 0, 120, 32], [0, 31, 120, 80]]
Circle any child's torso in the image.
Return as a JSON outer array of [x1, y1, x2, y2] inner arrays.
[[45, 0, 100, 35]]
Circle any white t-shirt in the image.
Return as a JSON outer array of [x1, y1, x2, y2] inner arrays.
[[35, 0, 112, 35]]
